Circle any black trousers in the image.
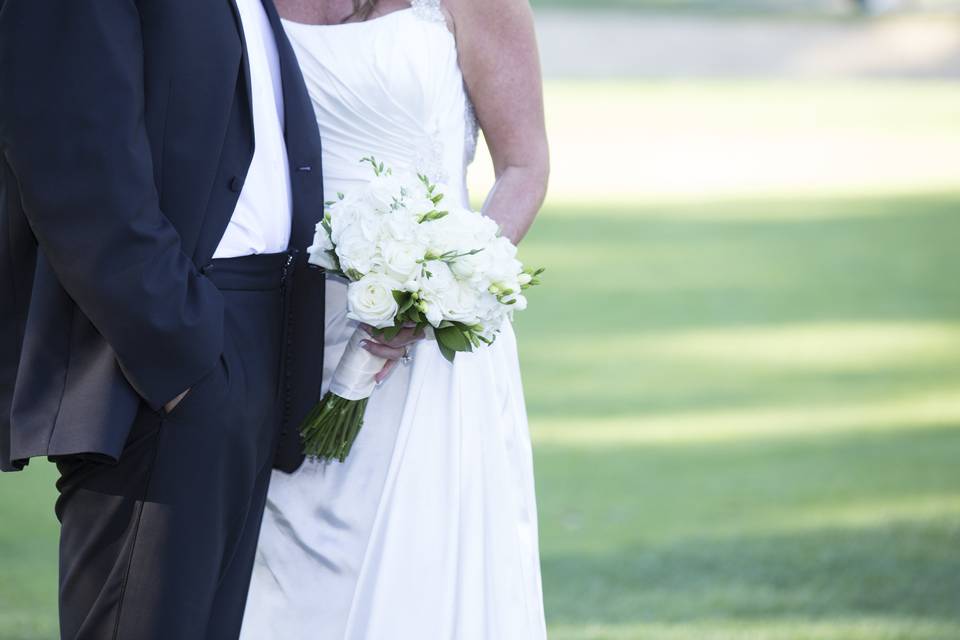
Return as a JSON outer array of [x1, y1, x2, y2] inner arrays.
[[54, 252, 294, 640]]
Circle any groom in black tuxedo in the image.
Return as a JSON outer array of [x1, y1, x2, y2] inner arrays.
[[0, 0, 328, 637]]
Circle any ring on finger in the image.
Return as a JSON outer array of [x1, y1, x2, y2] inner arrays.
[[401, 345, 413, 365]]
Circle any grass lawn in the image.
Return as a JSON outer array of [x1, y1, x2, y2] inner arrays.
[[2, 82, 960, 639], [522, 192, 960, 639]]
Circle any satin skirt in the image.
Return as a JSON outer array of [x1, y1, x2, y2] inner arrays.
[[240, 279, 546, 639]]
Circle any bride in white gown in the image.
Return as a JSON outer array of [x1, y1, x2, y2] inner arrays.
[[240, 0, 550, 637]]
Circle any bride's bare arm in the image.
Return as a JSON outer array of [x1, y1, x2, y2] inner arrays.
[[448, 0, 549, 244]]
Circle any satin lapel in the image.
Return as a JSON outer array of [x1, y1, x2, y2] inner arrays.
[[227, 0, 255, 122], [259, 0, 325, 253]]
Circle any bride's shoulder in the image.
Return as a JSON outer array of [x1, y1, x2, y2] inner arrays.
[[441, 0, 535, 41]]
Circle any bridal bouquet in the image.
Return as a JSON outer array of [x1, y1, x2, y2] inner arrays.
[[300, 157, 543, 462]]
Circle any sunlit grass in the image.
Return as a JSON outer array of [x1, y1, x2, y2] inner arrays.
[[470, 81, 960, 204], [531, 391, 960, 445]]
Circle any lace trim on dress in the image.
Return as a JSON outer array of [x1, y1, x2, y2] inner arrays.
[[413, 131, 448, 184], [410, 0, 446, 24], [464, 94, 479, 167]]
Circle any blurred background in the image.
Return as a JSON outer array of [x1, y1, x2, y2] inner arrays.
[[3, 1, 960, 639]]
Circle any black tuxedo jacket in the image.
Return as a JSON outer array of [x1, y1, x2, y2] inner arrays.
[[0, 0, 322, 471]]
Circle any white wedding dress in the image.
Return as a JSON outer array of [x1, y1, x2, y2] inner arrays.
[[240, 2, 547, 638]]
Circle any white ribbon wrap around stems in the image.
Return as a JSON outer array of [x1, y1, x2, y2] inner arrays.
[[329, 329, 387, 401]]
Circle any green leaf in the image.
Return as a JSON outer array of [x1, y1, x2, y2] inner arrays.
[[380, 324, 403, 342], [397, 294, 416, 316], [437, 339, 456, 363], [458, 325, 476, 353], [436, 324, 471, 356]]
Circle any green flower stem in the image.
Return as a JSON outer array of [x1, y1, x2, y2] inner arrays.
[[299, 392, 370, 462]]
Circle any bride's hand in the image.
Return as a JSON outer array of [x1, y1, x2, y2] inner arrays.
[[359, 324, 426, 383]]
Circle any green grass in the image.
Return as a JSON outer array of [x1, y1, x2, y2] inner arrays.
[[515, 192, 960, 639], [0, 464, 59, 638], [2, 82, 960, 639]]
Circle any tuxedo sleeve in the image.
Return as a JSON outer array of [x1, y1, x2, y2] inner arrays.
[[0, 0, 225, 411]]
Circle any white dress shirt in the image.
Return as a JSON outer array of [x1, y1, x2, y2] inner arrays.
[[213, 0, 292, 259]]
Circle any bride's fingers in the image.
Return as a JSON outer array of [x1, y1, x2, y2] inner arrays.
[[361, 339, 405, 362], [374, 359, 397, 384]]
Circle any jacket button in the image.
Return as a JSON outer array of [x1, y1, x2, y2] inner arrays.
[[229, 176, 243, 192]]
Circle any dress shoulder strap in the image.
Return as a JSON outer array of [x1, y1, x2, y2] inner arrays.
[[410, 0, 447, 24]]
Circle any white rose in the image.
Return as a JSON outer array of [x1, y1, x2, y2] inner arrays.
[[417, 261, 486, 326], [419, 259, 456, 295], [328, 193, 365, 244], [449, 248, 491, 288], [424, 208, 498, 258], [417, 260, 457, 327], [474, 292, 508, 339], [380, 209, 418, 243], [346, 273, 401, 329], [356, 205, 385, 244], [484, 236, 523, 289], [336, 224, 380, 276], [443, 280, 482, 325], [421, 298, 445, 327], [307, 222, 338, 270], [448, 208, 499, 243], [380, 237, 425, 286], [423, 221, 456, 258]]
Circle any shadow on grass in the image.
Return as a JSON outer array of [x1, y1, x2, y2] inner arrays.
[[534, 424, 960, 626], [534, 424, 960, 520], [541, 517, 960, 626], [523, 354, 960, 420]]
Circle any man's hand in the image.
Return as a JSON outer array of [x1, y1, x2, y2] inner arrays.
[[359, 324, 426, 383], [164, 388, 190, 415]]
